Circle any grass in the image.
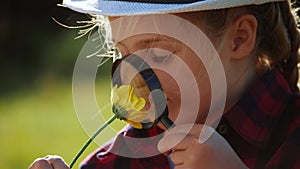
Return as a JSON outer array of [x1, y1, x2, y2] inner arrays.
[[0, 74, 126, 169]]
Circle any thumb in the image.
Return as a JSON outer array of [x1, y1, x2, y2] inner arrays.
[[198, 125, 216, 143], [46, 155, 70, 169]]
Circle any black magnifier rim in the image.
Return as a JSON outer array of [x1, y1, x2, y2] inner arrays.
[[111, 54, 174, 129]]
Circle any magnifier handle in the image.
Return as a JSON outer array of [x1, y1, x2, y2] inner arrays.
[[160, 116, 175, 129]]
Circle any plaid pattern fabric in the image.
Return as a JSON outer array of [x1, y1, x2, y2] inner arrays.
[[80, 70, 300, 169], [222, 70, 300, 169], [80, 125, 170, 169]]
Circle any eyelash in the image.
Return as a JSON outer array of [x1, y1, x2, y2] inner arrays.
[[148, 49, 173, 63]]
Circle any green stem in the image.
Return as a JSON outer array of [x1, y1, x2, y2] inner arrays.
[[69, 114, 118, 168]]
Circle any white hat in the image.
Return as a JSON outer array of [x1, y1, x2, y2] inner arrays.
[[63, 0, 285, 16]]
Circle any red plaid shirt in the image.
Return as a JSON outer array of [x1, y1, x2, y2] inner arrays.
[[80, 70, 300, 169]]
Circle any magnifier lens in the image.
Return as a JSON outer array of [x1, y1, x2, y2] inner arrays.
[[111, 54, 174, 129]]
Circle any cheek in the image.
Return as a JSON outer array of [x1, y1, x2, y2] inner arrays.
[[151, 49, 214, 125], [194, 64, 212, 123], [197, 75, 212, 123], [182, 52, 212, 123], [154, 70, 181, 122], [154, 65, 212, 124]]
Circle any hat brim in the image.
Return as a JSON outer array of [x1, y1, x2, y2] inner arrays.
[[63, 0, 284, 16]]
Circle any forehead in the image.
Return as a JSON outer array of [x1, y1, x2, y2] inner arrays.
[[108, 11, 203, 22], [108, 13, 204, 43]]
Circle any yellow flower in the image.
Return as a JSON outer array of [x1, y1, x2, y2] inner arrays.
[[70, 84, 149, 168], [111, 85, 148, 129]]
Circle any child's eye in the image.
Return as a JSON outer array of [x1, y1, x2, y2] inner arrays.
[[151, 54, 172, 62], [149, 48, 173, 63]]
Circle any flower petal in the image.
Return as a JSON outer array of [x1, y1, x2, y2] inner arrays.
[[111, 85, 119, 104], [111, 84, 149, 129], [118, 85, 131, 107], [125, 119, 143, 129], [126, 110, 148, 121]]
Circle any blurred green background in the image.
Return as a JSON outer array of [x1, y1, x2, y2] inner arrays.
[[0, 1, 123, 168], [0, 1, 299, 169]]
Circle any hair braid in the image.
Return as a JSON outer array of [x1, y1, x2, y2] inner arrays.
[[279, 1, 300, 92]]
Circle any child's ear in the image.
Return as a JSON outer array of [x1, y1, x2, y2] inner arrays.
[[229, 14, 258, 60]]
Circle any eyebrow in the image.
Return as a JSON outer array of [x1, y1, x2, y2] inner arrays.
[[136, 37, 173, 50], [113, 35, 169, 45], [116, 35, 179, 59], [140, 36, 169, 44]]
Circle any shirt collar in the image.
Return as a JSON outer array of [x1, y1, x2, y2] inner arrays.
[[224, 70, 293, 148]]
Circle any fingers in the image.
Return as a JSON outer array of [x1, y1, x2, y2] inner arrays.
[[29, 155, 69, 169], [174, 164, 186, 169], [171, 150, 185, 165], [47, 155, 69, 169], [158, 123, 203, 153], [158, 133, 185, 152], [29, 158, 53, 169], [158, 123, 217, 153], [165, 123, 203, 137], [158, 133, 198, 153]]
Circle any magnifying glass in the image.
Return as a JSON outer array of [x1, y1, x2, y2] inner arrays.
[[70, 54, 175, 168], [112, 54, 175, 129]]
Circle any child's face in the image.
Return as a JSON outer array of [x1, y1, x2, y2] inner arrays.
[[109, 14, 233, 128]]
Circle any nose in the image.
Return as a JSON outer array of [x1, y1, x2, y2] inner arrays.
[[111, 54, 174, 129]]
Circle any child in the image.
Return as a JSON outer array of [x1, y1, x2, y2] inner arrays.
[[29, 0, 300, 169]]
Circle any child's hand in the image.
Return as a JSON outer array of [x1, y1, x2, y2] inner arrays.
[[29, 155, 70, 169], [158, 124, 248, 169]]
